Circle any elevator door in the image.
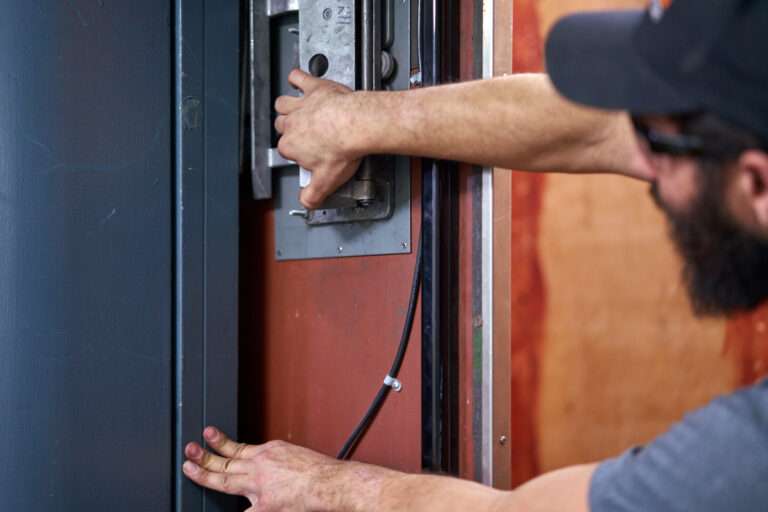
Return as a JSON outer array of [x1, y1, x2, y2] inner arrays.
[[0, 1, 239, 510]]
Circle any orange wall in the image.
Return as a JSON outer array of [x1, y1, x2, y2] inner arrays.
[[502, 0, 768, 486]]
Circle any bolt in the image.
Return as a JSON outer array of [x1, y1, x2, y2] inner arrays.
[[338, 246, 344, 253], [400, 241, 408, 249], [499, 435, 508, 446], [322, 8, 333, 20]]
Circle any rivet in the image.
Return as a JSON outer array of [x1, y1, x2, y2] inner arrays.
[[499, 435, 508, 446]]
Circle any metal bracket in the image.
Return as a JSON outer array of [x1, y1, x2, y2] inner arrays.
[[248, 0, 402, 223], [261, 0, 411, 259], [267, 0, 298, 17]]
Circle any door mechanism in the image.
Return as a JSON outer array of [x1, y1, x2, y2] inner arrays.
[[247, 0, 405, 227]]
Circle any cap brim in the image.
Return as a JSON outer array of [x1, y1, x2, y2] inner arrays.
[[545, 10, 699, 114]]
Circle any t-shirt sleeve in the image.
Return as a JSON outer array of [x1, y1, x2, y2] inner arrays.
[[589, 380, 768, 512]]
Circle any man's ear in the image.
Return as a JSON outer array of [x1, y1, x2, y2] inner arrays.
[[735, 149, 768, 232]]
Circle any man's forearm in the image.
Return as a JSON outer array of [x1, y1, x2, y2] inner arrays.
[[333, 460, 596, 512], [347, 74, 650, 180], [331, 462, 509, 512]]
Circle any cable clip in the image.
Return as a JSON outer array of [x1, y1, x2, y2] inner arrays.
[[383, 375, 403, 392]]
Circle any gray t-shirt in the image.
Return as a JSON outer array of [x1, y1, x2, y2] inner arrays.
[[590, 379, 768, 511]]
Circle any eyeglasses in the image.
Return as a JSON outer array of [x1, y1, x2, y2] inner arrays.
[[631, 117, 705, 157]]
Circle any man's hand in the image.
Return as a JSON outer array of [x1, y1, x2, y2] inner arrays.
[[183, 426, 594, 512], [275, 69, 367, 209], [182, 426, 391, 511]]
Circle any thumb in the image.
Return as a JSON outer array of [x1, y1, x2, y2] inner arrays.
[[299, 182, 329, 210], [288, 69, 322, 95]]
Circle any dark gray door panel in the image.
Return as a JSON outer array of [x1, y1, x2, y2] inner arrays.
[[0, 1, 172, 509]]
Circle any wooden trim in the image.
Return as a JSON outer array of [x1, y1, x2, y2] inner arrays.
[[492, 169, 513, 489], [491, 0, 514, 490], [493, 0, 513, 77]]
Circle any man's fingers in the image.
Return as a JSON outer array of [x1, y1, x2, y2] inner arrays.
[[275, 95, 301, 114], [300, 182, 331, 210], [275, 115, 287, 134], [203, 426, 258, 459], [299, 160, 362, 209], [288, 69, 321, 94], [185, 443, 252, 474], [183, 461, 249, 496]]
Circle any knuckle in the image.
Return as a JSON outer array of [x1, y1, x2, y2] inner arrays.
[[277, 138, 293, 158], [233, 442, 247, 459]]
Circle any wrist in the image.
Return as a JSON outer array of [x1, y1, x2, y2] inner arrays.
[[342, 90, 408, 158]]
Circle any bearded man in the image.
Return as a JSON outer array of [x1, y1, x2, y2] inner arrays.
[[183, 1, 768, 510]]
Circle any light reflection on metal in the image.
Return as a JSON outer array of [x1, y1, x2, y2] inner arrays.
[[267, 0, 299, 17], [480, 0, 495, 488]]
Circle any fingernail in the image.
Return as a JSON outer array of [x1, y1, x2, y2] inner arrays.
[[204, 427, 217, 440], [183, 461, 198, 474], [188, 444, 201, 457]]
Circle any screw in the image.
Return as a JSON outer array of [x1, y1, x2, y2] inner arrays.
[[322, 7, 333, 20], [337, 246, 344, 253], [400, 241, 408, 249], [499, 435, 508, 446], [277, 249, 283, 257]]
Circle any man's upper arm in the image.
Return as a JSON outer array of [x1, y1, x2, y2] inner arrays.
[[590, 380, 768, 512]]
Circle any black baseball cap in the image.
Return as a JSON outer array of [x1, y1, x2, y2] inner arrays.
[[545, 0, 768, 143]]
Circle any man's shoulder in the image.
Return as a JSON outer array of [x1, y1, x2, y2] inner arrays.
[[590, 379, 768, 512]]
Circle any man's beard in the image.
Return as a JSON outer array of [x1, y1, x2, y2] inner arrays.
[[651, 162, 768, 316]]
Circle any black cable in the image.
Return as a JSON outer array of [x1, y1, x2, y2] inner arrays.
[[336, 0, 426, 461], [336, 236, 423, 460]]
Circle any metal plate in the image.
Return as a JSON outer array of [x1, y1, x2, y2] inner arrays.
[[272, 1, 411, 260], [274, 160, 410, 260], [298, 0, 355, 88]]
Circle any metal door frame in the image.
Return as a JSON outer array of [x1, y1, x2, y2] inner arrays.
[[421, 0, 462, 476], [174, 1, 241, 510]]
